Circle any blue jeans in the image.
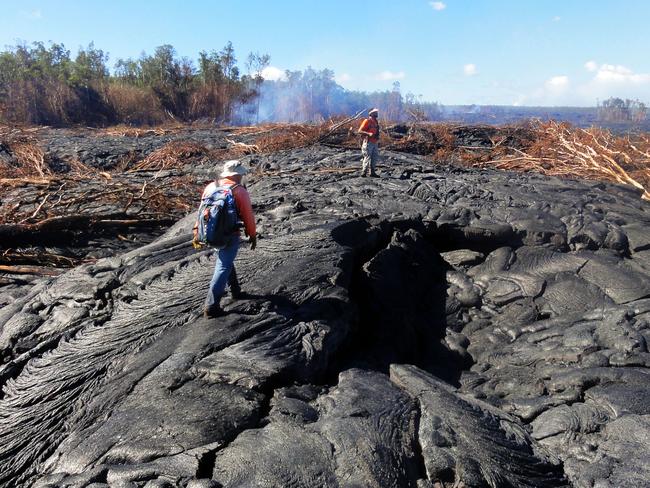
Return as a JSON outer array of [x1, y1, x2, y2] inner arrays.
[[205, 238, 240, 308]]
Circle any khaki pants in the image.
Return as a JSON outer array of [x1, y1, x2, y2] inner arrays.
[[361, 140, 379, 175]]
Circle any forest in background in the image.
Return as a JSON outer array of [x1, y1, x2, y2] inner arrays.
[[0, 41, 646, 127]]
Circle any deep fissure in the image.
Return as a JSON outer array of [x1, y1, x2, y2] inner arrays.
[[328, 216, 496, 387]]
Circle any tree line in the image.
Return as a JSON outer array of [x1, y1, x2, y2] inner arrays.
[[597, 97, 647, 123], [0, 41, 444, 127], [0, 41, 266, 125]]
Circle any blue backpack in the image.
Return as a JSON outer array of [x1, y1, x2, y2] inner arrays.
[[196, 184, 240, 247]]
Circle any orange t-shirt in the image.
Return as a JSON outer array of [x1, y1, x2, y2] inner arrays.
[[359, 117, 379, 143]]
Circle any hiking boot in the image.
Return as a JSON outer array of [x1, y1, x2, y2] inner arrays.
[[230, 286, 243, 299], [370, 172, 379, 178], [203, 305, 224, 318]]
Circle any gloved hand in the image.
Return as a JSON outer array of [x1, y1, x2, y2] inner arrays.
[[192, 227, 202, 249], [249, 235, 257, 250]]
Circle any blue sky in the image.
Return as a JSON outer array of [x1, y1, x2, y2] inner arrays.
[[1, 0, 649, 106]]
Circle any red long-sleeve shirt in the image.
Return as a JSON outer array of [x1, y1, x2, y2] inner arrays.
[[199, 177, 256, 238]]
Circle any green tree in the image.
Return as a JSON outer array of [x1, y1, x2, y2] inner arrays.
[[71, 42, 109, 87], [245, 52, 270, 122], [114, 58, 141, 84], [219, 41, 238, 82], [198, 50, 224, 84]]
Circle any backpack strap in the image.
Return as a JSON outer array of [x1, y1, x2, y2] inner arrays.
[[204, 183, 239, 201], [219, 183, 240, 197], [214, 182, 240, 192], [227, 184, 240, 212]]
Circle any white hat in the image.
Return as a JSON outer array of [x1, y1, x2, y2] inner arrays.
[[369, 108, 379, 115], [220, 160, 249, 177]]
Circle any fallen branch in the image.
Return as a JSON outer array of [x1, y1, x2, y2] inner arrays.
[[225, 138, 260, 154], [476, 120, 650, 200], [0, 177, 53, 187], [317, 109, 366, 142], [0, 264, 63, 276], [0, 215, 175, 247]]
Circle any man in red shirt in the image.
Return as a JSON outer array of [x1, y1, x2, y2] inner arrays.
[[193, 160, 257, 318], [358, 108, 380, 177]]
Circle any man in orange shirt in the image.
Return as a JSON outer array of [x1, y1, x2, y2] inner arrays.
[[358, 108, 380, 177], [193, 160, 257, 318]]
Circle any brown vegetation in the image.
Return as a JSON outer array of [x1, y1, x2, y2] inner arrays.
[[101, 125, 178, 138], [478, 121, 650, 199], [229, 118, 650, 199], [1, 119, 649, 249], [126, 140, 219, 172], [252, 124, 322, 152], [0, 129, 258, 275], [105, 84, 169, 126], [1, 119, 649, 273], [0, 127, 49, 179]]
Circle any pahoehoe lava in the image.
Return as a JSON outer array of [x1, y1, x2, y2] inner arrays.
[[1, 141, 650, 487]]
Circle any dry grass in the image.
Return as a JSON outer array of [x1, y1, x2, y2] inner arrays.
[[124, 138, 263, 173], [105, 84, 168, 126], [0, 127, 51, 179], [0, 130, 204, 227], [102, 126, 174, 138], [263, 118, 650, 199], [0, 127, 268, 228], [474, 120, 650, 199], [2, 120, 649, 229], [232, 113, 367, 153], [245, 123, 323, 152], [126, 140, 217, 172]]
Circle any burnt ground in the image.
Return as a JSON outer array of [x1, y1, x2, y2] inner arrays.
[[0, 130, 650, 487]]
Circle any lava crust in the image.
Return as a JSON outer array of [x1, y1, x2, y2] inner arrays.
[[1, 143, 650, 487]]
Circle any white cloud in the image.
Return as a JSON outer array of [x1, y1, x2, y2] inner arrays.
[[515, 60, 650, 106], [429, 1, 446, 11], [261, 66, 286, 81], [336, 73, 352, 83], [521, 76, 571, 105], [463, 63, 478, 76], [576, 64, 650, 104], [376, 70, 406, 81], [546, 75, 569, 88], [595, 64, 650, 84], [552, 16, 561, 22]]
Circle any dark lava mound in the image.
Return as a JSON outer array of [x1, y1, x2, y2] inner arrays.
[[1, 144, 650, 487]]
